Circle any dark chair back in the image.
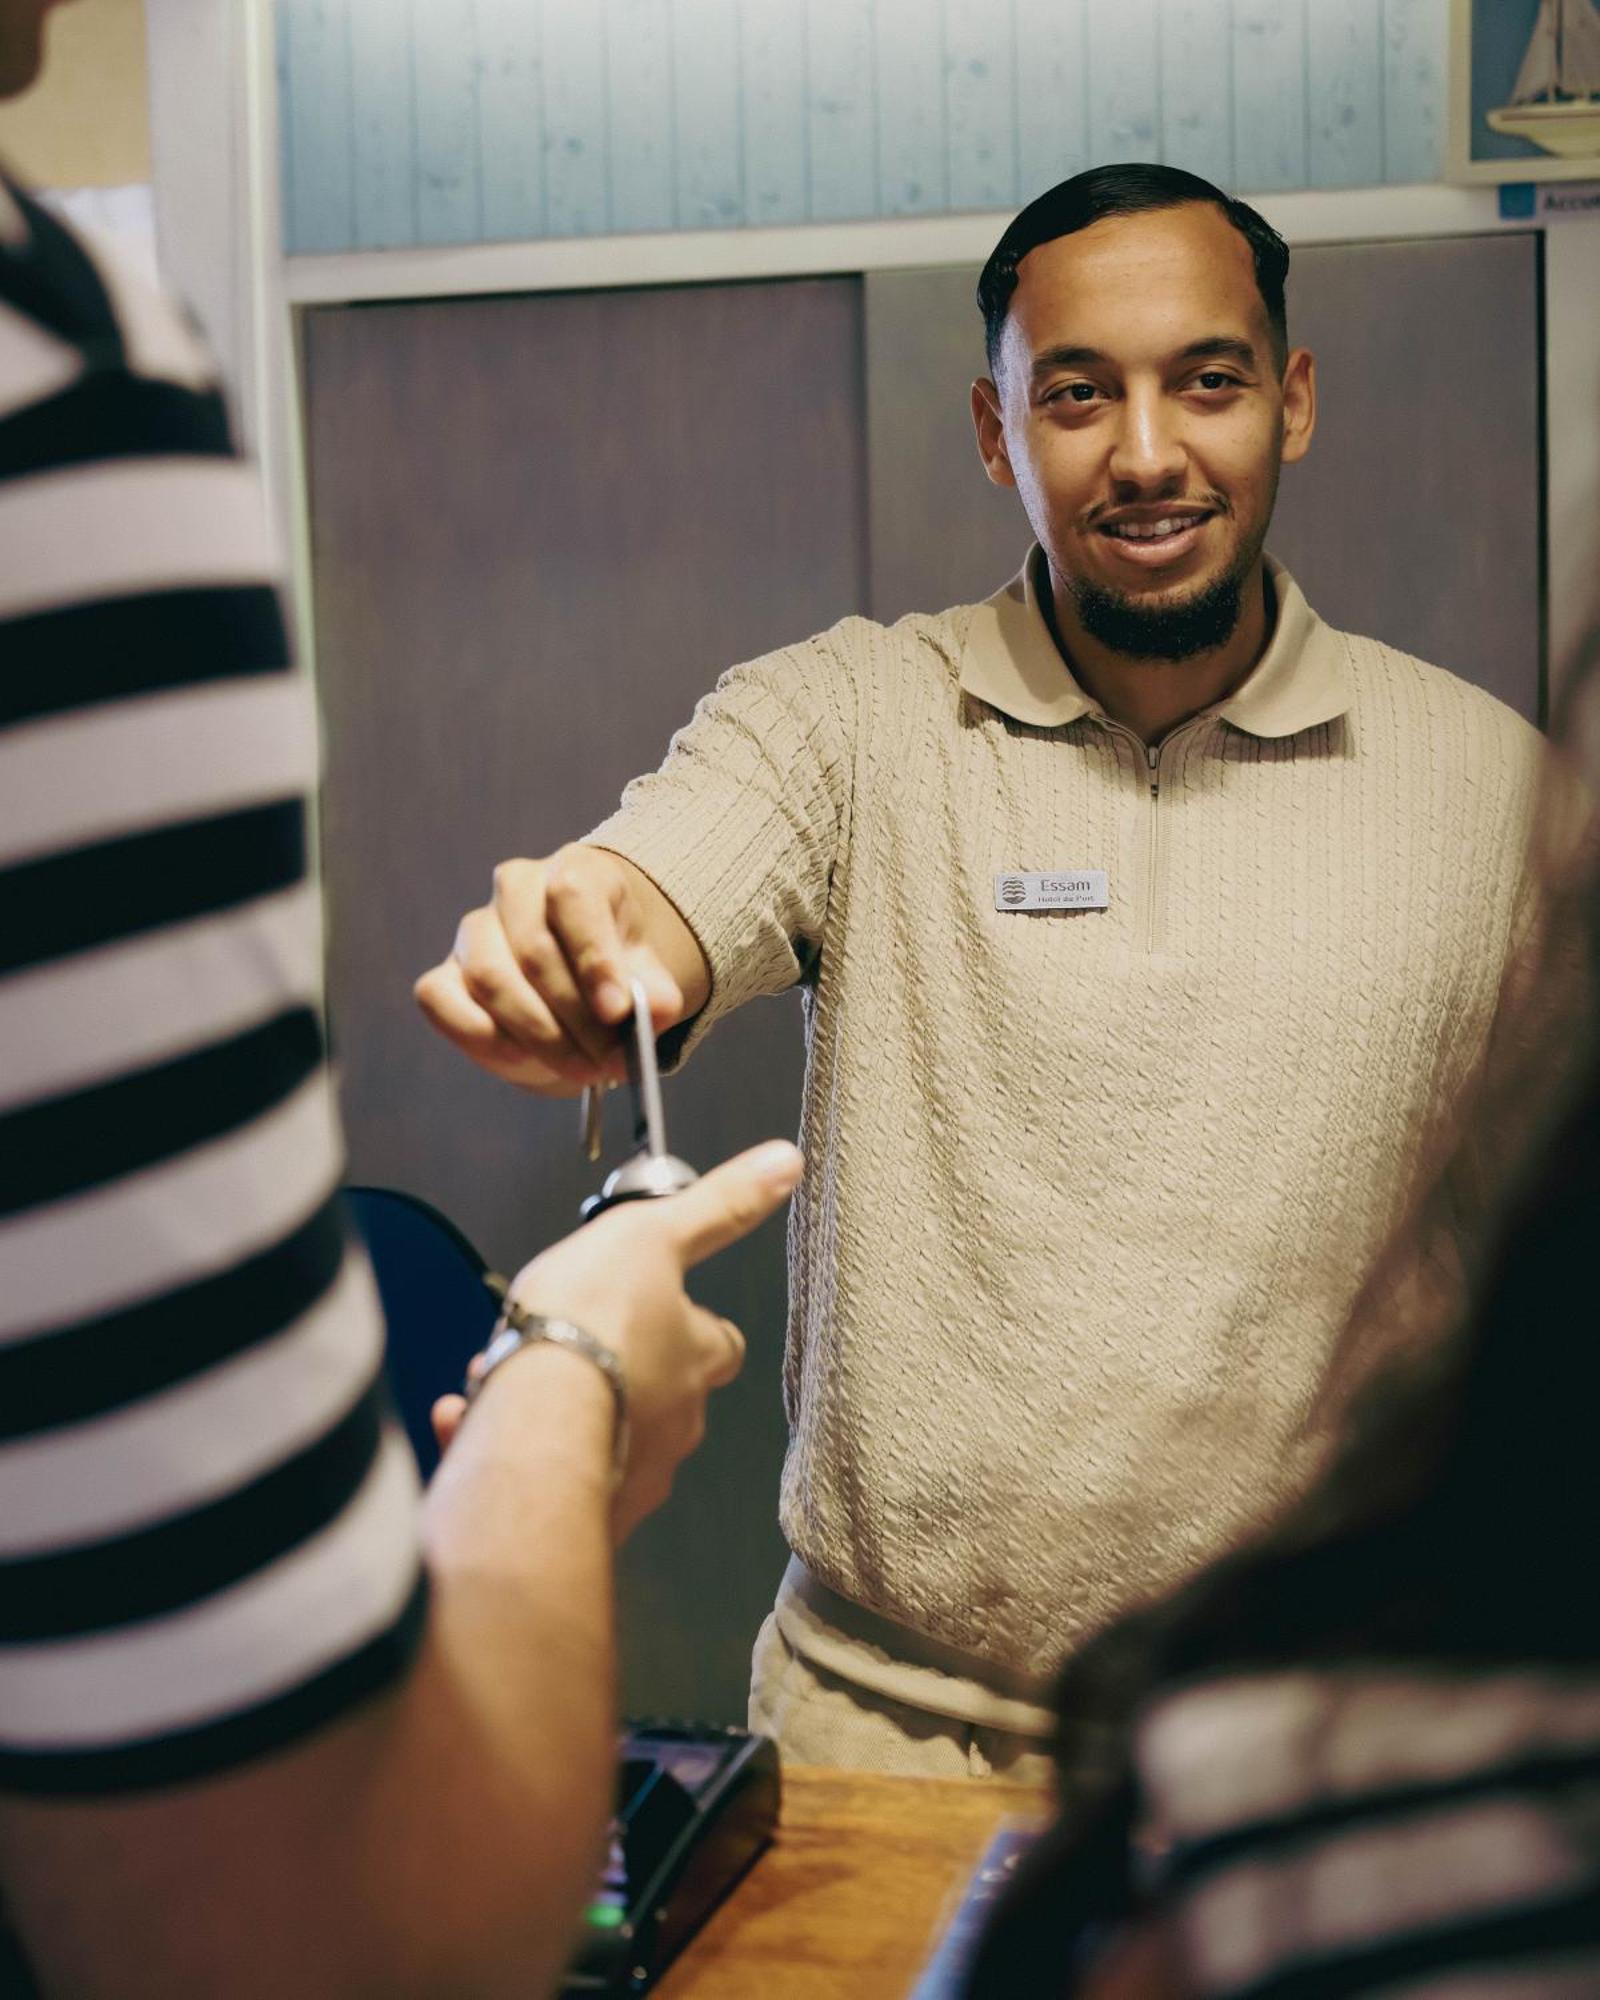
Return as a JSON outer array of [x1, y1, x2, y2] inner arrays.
[[345, 1186, 502, 1478]]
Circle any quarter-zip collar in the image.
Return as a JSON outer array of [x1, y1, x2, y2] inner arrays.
[[1216, 557, 1355, 739], [958, 544, 1098, 728], [959, 546, 1354, 741]]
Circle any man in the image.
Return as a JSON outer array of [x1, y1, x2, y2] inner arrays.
[[417, 165, 1545, 1778], [0, 2, 801, 1992]]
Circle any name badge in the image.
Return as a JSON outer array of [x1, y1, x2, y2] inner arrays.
[[994, 870, 1110, 912]]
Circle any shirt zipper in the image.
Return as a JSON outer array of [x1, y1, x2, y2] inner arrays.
[[1144, 741, 1162, 953], [1097, 720, 1189, 953]]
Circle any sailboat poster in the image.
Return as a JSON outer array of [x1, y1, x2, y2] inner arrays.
[[1452, 0, 1600, 181]]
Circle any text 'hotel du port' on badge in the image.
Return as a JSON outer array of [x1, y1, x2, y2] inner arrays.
[[994, 870, 1110, 912]]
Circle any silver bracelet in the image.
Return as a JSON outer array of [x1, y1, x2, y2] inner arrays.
[[466, 1298, 630, 1484]]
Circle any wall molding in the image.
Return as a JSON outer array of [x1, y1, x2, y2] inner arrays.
[[286, 183, 1510, 308]]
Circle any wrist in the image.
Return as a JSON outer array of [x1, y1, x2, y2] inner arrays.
[[441, 1339, 617, 1509], [468, 1304, 630, 1484]]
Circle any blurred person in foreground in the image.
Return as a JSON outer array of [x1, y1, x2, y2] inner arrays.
[[961, 688, 1600, 1994], [417, 158, 1550, 1777], [0, 3, 801, 1994]]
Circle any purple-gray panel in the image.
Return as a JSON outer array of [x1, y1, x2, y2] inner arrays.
[[304, 276, 866, 1723]]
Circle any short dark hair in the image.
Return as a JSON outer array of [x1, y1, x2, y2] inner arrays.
[[977, 162, 1290, 376]]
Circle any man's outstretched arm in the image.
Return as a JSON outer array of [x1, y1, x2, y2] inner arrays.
[[416, 631, 859, 1097]]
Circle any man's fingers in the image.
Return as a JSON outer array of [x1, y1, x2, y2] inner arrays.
[[627, 951, 686, 1029], [455, 904, 594, 1062], [516, 852, 636, 1024], [544, 852, 688, 1031], [414, 959, 595, 1094], [537, 852, 639, 1025], [414, 959, 499, 1044], [414, 956, 534, 1062], [664, 1141, 805, 1268], [417, 851, 687, 1096], [493, 859, 619, 1064]]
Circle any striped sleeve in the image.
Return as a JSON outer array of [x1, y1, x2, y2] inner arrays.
[[0, 181, 426, 1795], [1135, 1667, 1600, 1999]]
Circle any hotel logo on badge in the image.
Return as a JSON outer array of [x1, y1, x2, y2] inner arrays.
[[999, 875, 1028, 906]]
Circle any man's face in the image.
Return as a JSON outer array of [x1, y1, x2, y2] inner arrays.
[[973, 203, 1315, 658], [0, 0, 63, 99]]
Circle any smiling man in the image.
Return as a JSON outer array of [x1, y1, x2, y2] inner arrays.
[[418, 164, 1545, 1778], [972, 186, 1313, 748]]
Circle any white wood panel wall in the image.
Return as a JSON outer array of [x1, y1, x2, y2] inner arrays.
[[278, 0, 1450, 256]]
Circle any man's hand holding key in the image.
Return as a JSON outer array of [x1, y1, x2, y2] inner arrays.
[[415, 844, 713, 1095]]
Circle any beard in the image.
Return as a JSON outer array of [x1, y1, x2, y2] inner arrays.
[[1067, 562, 1250, 662]]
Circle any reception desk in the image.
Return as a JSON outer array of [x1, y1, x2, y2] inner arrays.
[[655, 1765, 1047, 1998]]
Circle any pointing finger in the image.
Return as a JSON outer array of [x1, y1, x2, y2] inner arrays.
[[663, 1142, 804, 1269]]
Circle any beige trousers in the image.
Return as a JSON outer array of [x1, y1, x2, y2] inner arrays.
[[747, 1608, 1057, 1784]]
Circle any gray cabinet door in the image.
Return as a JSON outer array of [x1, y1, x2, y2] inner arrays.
[[303, 277, 865, 1723], [864, 232, 1544, 720]]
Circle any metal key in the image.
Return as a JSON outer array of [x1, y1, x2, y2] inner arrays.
[[581, 1083, 606, 1163]]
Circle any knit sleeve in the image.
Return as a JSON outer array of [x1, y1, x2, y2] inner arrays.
[[585, 623, 860, 1062]]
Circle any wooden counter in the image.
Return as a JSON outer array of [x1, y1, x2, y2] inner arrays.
[[654, 1765, 1047, 1999]]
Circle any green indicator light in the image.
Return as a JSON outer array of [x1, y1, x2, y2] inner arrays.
[[585, 1904, 627, 1931]]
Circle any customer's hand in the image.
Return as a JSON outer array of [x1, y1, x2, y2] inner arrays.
[[414, 846, 711, 1096], [433, 1140, 803, 1537]]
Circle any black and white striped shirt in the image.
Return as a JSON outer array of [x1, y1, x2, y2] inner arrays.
[[0, 173, 425, 1796], [1136, 1665, 1600, 1997]]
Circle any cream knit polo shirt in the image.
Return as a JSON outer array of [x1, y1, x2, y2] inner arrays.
[[588, 551, 1544, 1708]]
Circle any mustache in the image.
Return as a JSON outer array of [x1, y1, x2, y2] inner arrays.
[[1081, 491, 1230, 530]]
